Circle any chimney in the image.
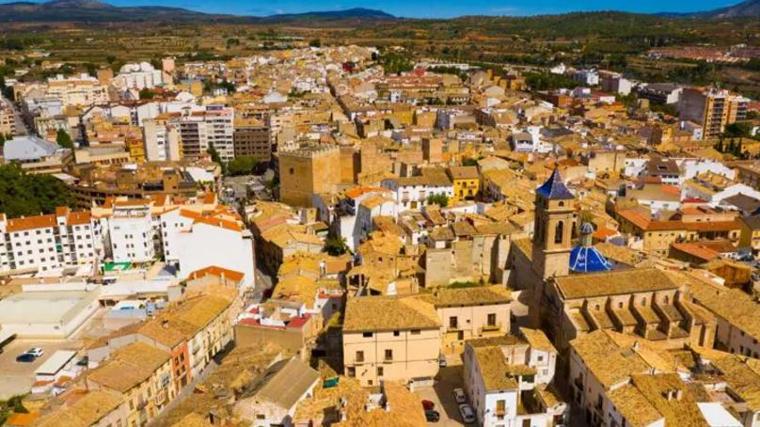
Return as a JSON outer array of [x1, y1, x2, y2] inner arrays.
[[162, 320, 170, 329], [632, 341, 640, 352], [675, 389, 683, 400]]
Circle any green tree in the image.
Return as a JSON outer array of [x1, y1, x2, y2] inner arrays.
[[139, 88, 155, 100], [324, 235, 349, 256], [56, 129, 73, 149], [0, 164, 73, 218], [207, 143, 226, 174], [427, 193, 449, 207], [227, 156, 259, 176]]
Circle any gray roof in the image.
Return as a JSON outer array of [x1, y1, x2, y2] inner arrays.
[[250, 357, 319, 410], [3, 136, 61, 161]]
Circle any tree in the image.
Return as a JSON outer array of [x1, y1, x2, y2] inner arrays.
[[324, 235, 349, 256], [56, 129, 73, 149], [0, 134, 5, 146], [227, 156, 259, 176], [427, 193, 449, 207], [139, 88, 155, 100], [0, 164, 73, 218], [207, 143, 226, 174], [309, 38, 321, 48]]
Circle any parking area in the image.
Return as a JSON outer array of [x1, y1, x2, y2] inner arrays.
[[414, 365, 470, 426], [0, 339, 82, 399]]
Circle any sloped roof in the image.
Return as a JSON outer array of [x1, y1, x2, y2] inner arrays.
[[250, 357, 320, 410], [536, 168, 574, 200]]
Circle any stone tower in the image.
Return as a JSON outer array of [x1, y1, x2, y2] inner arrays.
[[531, 168, 575, 280]]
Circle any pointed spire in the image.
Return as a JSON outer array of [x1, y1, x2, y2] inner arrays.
[[536, 168, 574, 200]]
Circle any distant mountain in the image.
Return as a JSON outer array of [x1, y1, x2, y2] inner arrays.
[[261, 8, 395, 22], [658, 0, 760, 18], [0, 0, 395, 23]]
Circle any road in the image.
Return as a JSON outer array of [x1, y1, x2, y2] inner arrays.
[[0, 93, 29, 136]]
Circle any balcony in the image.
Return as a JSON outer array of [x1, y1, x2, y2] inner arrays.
[[480, 323, 503, 333]]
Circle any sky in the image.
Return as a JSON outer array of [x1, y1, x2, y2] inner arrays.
[[2, 0, 743, 18]]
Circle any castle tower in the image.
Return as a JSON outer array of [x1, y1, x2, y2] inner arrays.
[[531, 168, 575, 280]]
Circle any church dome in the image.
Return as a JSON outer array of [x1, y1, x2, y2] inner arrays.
[[569, 222, 612, 273]]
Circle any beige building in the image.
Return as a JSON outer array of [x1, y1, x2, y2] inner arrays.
[[86, 341, 174, 427], [0, 104, 15, 137], [343, 296, 441, 387], [679, 87, 748, 138], [278, 144, 342, 207]]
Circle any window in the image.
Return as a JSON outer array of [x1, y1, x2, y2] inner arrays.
[[554, 221, 564, 244], [410, 329, 421, 335], [487, 313, 497, 327], [362, 332, 373, 338], [347, 367, 355, 377], [356, 351, 364, 362], [377, 367, 384, 376], [385, 349, 393, 361], [393, 330, 400, 336], [449, 316, 458, 329]]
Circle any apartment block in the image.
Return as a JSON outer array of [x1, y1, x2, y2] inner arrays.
[[679, 87, 749, 138], [142, 118, 181, 162], [174, 105, 235, 161], [0, 207, 101, 274], [233, 117, 272, 161]]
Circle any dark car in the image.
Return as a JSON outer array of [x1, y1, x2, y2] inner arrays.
[[16, 353, 35, 363], [422, 399, 435, 411], [425, 410, 440, 422]]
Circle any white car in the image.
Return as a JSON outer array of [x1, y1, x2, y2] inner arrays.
[[26, 347, 44, 358], [453, 387, 467, 404], [458, 403, 476, 424]]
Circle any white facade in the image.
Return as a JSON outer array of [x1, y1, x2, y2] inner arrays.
[[143, 119, 181, 162], [161, 209, 255, 287], [0, 210, 101, 274], [108, 204, 157, 263], [113, 62, 165, 90], [381, 178, 454, 213]]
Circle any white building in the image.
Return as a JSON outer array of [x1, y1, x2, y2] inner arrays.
[[331, 187, 399, 252], [0, 289, 100, 338], [381, 170, 454, 212], [463, 328, 565, 427], [573, 69, 599, 86], [173, 105, 235, 161], [108, 202, 157, 263], [161, 208, 255, 287], [143, 119, 181, 162], [0, 208, 101, 274], [113, 62, 165, 90]]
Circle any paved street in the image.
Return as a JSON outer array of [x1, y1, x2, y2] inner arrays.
[[0, 93, 29, 136], [414, 365, 469, 426]]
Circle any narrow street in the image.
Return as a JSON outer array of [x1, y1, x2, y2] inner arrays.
[[0, 93, 29, 136]]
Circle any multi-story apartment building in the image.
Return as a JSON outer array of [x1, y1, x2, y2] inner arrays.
[[343, 296, 441, 387], [679, 87, 749, 138], [233, 117, 272, 161], [0, 207, 101, 274], [142, 118, 181, 162], [45, 74, 109, 108], [174, 106, 235, 162], [107, 201, 158, 263]]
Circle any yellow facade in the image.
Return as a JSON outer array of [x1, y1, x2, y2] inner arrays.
[[451, 177, 480, 204]]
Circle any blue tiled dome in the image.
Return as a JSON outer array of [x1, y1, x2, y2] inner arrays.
[[569, 245, 612, 273], [570, 222, 612, 273]]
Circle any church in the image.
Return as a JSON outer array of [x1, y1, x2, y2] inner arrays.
[[507, 168, 716, 352]]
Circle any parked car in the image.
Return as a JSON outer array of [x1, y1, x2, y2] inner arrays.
[[422, 400, 435, 411], [458, 403, 476, 424], [425, 410, 440, 422], [26, 347, 44, 358], [453, 387, 467, 404], [16, 353, 35, 363]]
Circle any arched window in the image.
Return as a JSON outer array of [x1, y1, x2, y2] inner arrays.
[[663, 295, 670, 304], [554, 221, 564, 244]]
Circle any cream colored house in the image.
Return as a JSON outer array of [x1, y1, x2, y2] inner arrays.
[[343, 296, 441, 387]]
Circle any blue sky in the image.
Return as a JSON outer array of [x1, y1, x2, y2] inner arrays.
[[4, 0, 742, 17]]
